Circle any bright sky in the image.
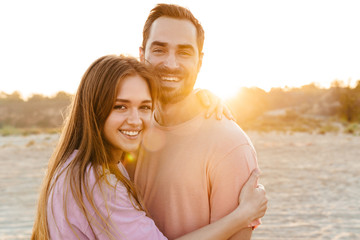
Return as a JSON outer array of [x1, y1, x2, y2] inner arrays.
[[1, 0, 360, 99]]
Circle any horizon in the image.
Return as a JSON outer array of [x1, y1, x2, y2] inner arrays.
[[2, 79, 358, 101]]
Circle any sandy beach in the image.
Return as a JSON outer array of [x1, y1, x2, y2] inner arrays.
[[0, 132, 359, 239]]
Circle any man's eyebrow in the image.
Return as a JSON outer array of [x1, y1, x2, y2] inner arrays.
[[178, 44, 195, 51], [150, 41, 168, 48], [150, 41, 195, 52]]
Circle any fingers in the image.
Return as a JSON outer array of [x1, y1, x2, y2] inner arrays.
[[257, 201, 268, 219], [195, 89, 210, 107], [215, 100, 233, 120], [239, 169, 268, 221], [195, 89, 234, 121], [215, 101, 223, 120], [223, 105, 235, 120], [256, 184, 268, 218], [206, 101, 217, 118], [243, 168, 261, 190], [256, 184, 265, 191], [252, 186, 268, 220], [195, 89, 218, 118], [195, 89, 226, 120]]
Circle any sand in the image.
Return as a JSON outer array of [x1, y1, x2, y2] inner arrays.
[[0, 132, 359, 240], [0, 134, 59, 240]]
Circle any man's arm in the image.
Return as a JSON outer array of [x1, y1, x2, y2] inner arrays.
[[209, 144, 259, 240], [175, 169, 266, 240]]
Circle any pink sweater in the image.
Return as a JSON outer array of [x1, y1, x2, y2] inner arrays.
[[47, 151, 166, 239]]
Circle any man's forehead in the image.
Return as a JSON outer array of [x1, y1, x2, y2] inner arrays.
[[146, 17, 198, 50]]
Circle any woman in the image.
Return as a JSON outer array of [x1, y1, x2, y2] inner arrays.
[[32, 55, 267, 239]]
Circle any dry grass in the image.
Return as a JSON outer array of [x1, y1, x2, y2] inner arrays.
[[0, 126, 60, 136]]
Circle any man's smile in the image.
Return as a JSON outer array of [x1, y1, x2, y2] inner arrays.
[[161, 76, 181, 82]]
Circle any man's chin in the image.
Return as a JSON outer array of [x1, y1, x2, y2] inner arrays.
[[159, 91, 188, 104]]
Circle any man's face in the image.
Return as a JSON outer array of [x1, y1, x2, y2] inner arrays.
[[141, 17, 203, 104]]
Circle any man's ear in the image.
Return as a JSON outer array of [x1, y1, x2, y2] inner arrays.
[[198, 52, 204, 71], [139, 47, 145, 63]]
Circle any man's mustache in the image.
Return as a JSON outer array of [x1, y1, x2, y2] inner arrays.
[[155, 66, 186, 77]]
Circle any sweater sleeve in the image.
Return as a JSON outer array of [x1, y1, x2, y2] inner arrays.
[[88, 172, 168, 240]]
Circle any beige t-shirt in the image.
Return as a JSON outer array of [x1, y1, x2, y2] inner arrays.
[[135, 113, 259, 239]]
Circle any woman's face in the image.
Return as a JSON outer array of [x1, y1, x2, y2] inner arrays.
[[103, 74, 152, 156]]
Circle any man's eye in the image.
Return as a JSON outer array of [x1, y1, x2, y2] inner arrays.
[[179, 51, 192, 56], [153, 48, 165, 53], [179, 51, 193, 57]]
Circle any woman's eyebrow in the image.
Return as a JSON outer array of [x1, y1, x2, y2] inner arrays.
[[115, 99, 152, 103]]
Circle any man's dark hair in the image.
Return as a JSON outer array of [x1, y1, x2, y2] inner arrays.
[[142, 3, 205, 55]]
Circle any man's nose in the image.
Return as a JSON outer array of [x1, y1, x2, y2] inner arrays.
[[164, 52, 179, 69]]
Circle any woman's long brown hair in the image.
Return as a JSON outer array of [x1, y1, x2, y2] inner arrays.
[[31, 55, 158, 239]]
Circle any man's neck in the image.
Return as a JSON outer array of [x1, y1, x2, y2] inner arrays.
[[154, 91, 203, 127]]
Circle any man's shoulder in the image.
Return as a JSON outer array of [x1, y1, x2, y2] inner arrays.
[[202, 118, 251, 145]]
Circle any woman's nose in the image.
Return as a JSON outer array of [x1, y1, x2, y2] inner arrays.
[[127, 109, 142, 126]]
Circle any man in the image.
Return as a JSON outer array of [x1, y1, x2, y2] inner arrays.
[[134, 4, 262, 239]]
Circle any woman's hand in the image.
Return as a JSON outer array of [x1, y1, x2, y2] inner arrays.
[[175, 168, 267, 240], [237, 169, 268, 225], [195, 89, 234, 120]]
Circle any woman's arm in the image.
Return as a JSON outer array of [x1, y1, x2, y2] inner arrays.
[[175, 169, 267, 240], [97, 168, 265, 240], [195, 89, 234, 120]]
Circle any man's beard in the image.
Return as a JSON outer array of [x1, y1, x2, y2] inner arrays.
[[159, 84, 193, 104], [154, 66, 195, 104]]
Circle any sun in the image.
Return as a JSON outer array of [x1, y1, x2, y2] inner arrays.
[[195, 73, 240, 101]]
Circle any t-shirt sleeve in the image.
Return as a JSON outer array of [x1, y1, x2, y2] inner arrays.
[[91, 176, 168, 240], [209, 144, 261, 227]]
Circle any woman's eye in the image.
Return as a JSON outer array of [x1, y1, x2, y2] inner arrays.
[[114, 105, 126, 110], [140, 105, 152, 110]]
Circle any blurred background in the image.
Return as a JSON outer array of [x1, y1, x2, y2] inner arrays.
[[1, 0, 359, 239]]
